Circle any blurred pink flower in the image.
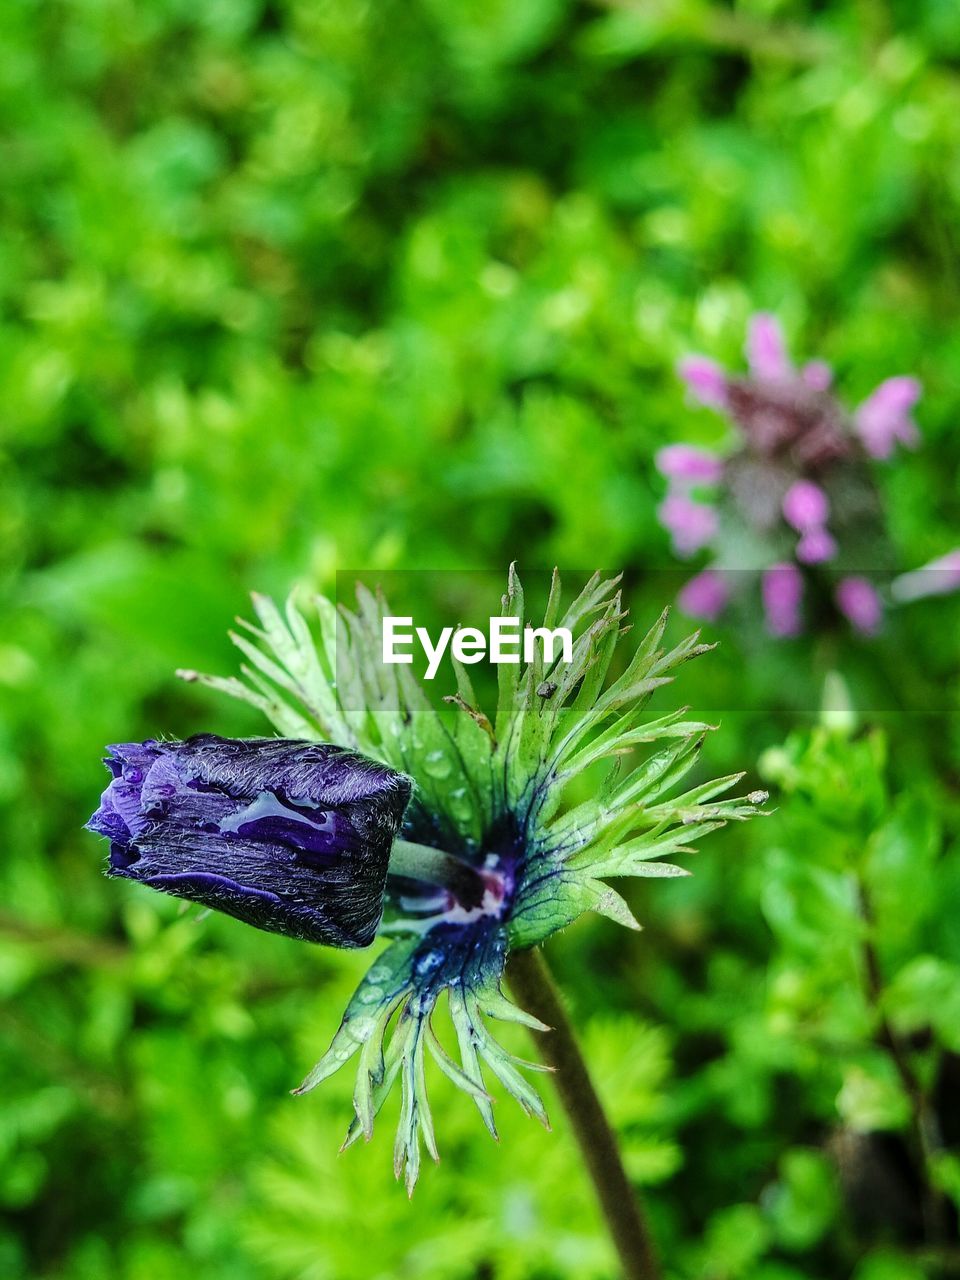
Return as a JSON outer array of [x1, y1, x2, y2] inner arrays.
[[657, 494, 718, 557], [782, 480, 829, 532], [655, 444, 724, 486], [762, 563, 803, 637], [678, 356, 729, 410], [835, 577, 883, 635], [678, 569, 729, 622], [801, 360, 833, 391], [746, 313, 790, 380], [796, 527, 837, 565], [854, 376, 921, 459], [662, 312, 950, 638]]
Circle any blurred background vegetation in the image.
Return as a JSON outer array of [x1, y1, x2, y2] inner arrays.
[[2, 0, 960, 1276]]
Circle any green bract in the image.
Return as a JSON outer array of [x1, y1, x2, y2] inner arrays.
[[182, 568, 764, 1191]]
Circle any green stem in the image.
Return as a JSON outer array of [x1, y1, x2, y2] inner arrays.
[[859, 882, 949, 1244], [508, 946, 663, 1280], [387, 839, 486, 906]]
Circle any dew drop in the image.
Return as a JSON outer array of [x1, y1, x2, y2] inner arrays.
[[414, 949, 444, 977], [447, 786, 474, 823], [423, 749, 452, 779]]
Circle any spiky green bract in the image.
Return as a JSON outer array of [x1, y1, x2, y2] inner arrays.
[[179, 568, 764, 1191]]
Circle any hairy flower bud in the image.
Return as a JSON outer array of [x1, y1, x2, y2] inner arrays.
[[86, 735, 412, 947]]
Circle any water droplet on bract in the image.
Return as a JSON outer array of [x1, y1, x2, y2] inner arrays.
[[414, 949, 443, 977], [360, 984, 384, 1004], [447, 787, 473, 823], [423, 749, 452, 779]]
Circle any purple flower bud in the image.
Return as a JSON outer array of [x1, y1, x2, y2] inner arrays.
[[762, 563, 803, 637], [656, 444, 724, 486], [677, 569, 730, 621], [782, 479, 830, 532], [854, 376, 921, 459], [835, 576, 883, 635], [657, 494, 718, 556], [678, 356, 729, 409], [746, 313, 790, 380], [795, 527, 837, 565], [86, 736, 412, 948], [891, 549, 960, 603]]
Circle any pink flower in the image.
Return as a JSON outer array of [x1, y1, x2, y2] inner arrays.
[[802, 360, 833, 391], [678, 356, 729, 410], [677, 569, 729, 622], [762, 563, 803, 637], [890, 549, 960, 603], [782, 480, 830, 532], [657, 494, 718, 557], [746, 313, 790, 380], [781, 481, 836, 563], [835, 576, 883, 635], [854, 376, 921, 459], [655, 444, 724, 486], [796, 527, 837, 565], [668, 315, 931, 637]]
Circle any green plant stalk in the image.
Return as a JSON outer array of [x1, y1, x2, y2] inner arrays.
[[388, 839, 487, 907], [858, 882, 949, 1244], [508, 946, 663, 1280]]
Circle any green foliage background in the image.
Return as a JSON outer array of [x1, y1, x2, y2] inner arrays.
[[2, 1, 959, 1277]]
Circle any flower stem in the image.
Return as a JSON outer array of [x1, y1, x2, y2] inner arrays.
[[508, 946, 663, 1280], [858, 882, 949, 1243], [387, 839, 486, 906]]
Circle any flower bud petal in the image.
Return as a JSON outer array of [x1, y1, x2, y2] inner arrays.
[[854, 376, 922, 459], [762, 563, 803, 637], [678, 356, 729, 409], [655, 444, 724, 486], [677, 569, 729, 621], [87, 736, 412, 948], [782, 479, 830, 532], [746, 313, 790, 379], [656, 494, 718, 557], [835, 576, 883, 636], [795, 527, 837, 565], [801, 360, 833, 391]]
